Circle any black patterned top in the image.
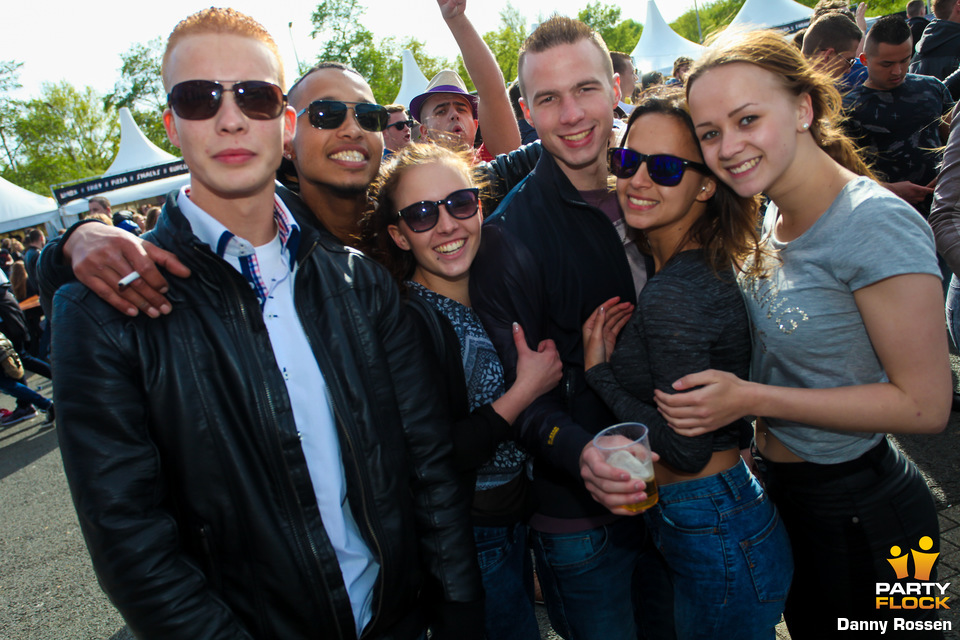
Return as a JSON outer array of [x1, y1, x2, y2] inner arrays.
[[408, 282, 526, 490]]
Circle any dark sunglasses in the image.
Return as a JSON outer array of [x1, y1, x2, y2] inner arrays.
[[397, 188, 480, 233], [386, 119, 417, 131], [608, 148, 709, 187], [297, 100, 390, 132], [167, 80, 286, 121]]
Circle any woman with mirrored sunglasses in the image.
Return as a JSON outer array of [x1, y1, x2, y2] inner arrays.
[[578, 88, 793, 640], [358, 143, 561, 640]]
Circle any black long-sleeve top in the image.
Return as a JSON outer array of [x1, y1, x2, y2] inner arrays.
[[585, 250, 751, 474]]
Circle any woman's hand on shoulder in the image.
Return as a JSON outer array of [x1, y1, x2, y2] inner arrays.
[[513, 322, 563, 400], [654, 369, 754, 436]]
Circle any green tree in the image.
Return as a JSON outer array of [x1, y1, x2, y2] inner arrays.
[[0, 60, 25, 174], [578, 2, 643, 53], [309, 0, 451, 104], [3, 82, 118, 194], [106, 38, 177, 155], [457, 3, 527, 88], [670, 0, 745, 43]]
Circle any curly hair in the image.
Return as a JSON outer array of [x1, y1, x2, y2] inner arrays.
[[357, 144, 490, 290], [685, 29, 874, 179], [617, 87, 765, 278]]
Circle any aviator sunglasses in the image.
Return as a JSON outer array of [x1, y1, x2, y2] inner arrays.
[[297, 100, 390, 132], [398, 188, 480, 233], [386, 119, 418, 132], [167, 80, 287, 120], [608, 148, 709, 187]]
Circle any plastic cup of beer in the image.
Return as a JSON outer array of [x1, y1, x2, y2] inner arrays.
[[593, 422, 658, 513]]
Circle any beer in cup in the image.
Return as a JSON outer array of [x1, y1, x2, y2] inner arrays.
[[593, 422, 658, 512]]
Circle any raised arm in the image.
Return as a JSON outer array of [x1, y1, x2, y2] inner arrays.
[[438, 0, 521, 156], [656, 272, 951, 436]]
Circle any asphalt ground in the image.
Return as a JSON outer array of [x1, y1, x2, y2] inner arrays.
[[2, 361, 959, 640]]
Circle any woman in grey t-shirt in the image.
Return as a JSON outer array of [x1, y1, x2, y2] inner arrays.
[[657, 30, 951, 639]]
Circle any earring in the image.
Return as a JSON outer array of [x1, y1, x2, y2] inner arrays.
[[701, 186, 706, 191], [802, 122, 810, 130]]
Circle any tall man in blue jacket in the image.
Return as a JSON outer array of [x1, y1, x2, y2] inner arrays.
[[470, 16, 671, 640], [50, 8, 481, 639]]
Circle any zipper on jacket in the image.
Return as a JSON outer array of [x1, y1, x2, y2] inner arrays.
[[291, 247, 387, 638], [191, 244, 351, 638]]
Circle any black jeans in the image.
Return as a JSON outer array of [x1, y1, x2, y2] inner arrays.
[[760, 438, 943, 639]]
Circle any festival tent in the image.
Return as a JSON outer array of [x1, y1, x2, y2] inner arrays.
[[0, 176, 59, 235], [630, 0, 704, 75], [55, 107, 190, 223], [394, 49, 430, 110], [728, 0, 814, 31]]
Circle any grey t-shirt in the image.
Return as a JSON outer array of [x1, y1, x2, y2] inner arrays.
[[739, 177, 940, 463]]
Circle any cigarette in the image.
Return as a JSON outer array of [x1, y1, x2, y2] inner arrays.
[[118, 271, 141, 290]]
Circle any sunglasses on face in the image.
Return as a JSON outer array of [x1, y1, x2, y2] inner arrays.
[[386, 119, 417, 132], [608, 148, 709, 187], [397, 188, 480, 233], [167, 80, 287, 120], [297, 100, 390, 132]]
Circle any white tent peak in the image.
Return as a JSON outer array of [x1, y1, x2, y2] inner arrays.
[[0, 176, 58, 234], [105, 107, 178, 176], [729, 0, 813, 30], [631, 0, 704, 75], [394, 50, 430, 110]]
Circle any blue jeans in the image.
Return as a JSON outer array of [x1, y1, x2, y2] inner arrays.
[[645, 460, 792, 640], [760, 438, 942, 639], [473, 523, 539, 640], [530, 516, 675, 640], [946, 274, 960, 349], [0, 373, 51, 410]]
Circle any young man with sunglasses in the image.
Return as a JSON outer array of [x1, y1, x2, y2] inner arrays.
[[383, 104, 415, 154], [468, 16, 673, 640], [49, 8, 482, 639]]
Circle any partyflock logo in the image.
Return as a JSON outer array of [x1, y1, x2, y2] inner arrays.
[[875, 536, 949, 610], [839, 536, 952, 634]]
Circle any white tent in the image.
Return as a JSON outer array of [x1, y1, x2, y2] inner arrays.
[[0, 177, 59, 235], [630, 0, 704, 75], [56, 107, 190, 221], [729, 0, 813, 30], [394, 50, 430, 111]]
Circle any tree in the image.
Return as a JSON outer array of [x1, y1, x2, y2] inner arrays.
[[578, 2, 643, 53], [458, 3, 527, 88], [3, 82, 118, 194], [309, 0, 451, 104], [106, 38, 177, 155], [0, 60, 24, 175]]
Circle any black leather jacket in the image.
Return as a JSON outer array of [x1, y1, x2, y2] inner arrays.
[[49, 190, 482, 639]]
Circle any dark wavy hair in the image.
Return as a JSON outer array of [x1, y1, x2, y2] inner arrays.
[[617, 87, 765, 278], [358, 143, 490, 289]]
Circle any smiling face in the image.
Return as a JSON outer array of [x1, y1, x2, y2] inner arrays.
[[162, 33, 294, 212], [384, 111, 412, 151], [288, 67, 384, 197], [617, 113, 715, 249], [519, 39, 620, 189], [419, 93, 478, 150], [386, 161, 481, 301], [687, 63, 812, 200]]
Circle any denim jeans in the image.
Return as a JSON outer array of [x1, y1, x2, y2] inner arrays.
[[760, 438, 943, 640], [473, 523, 539, 640], [0, 373, 50, 411], [645, 459, 792, 640], [530, 516, 675, 640], [946, 274, 960, 349]]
